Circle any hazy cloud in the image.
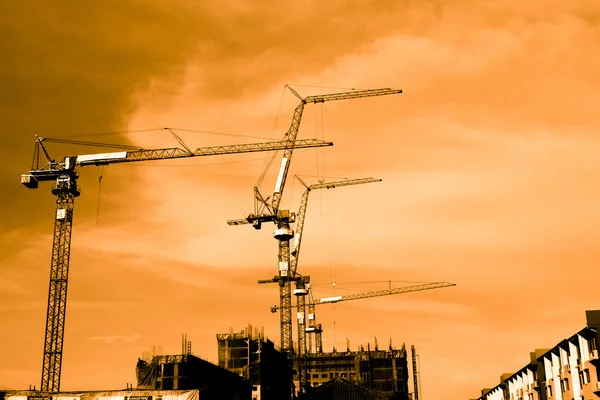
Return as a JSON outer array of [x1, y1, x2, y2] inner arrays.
[[88, 334, 142, 345], [2, 1, 600, 398]]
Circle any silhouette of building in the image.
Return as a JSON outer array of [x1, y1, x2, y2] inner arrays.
[[217, 325, 292, 400], [471, 309, 600, 400], [136, 354, 250, 399], [302, 377, 389, 400]]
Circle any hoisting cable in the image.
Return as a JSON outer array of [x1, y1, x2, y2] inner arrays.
[[96, 166, 104, 224], [286, 84, 360, 91], [42, 137, 141, 151], [255, 86, 287, 190], [165, 128, 192, 154]]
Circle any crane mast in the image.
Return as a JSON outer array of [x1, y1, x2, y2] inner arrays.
[[305, 286, 323, 353], [41, 177, 79, 393], [22, 135, 333, 394], [412, 345, 419, 400], [228, 86, 402, 368], [288, 176, 382, 393]]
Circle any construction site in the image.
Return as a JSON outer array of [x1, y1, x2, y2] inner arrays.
[[3, 86, 458, 400]]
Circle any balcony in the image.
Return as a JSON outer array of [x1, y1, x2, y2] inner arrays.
[[589, 349, 599, 366]]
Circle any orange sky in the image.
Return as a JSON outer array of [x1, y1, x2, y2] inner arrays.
[[1, 1, 600, 398]]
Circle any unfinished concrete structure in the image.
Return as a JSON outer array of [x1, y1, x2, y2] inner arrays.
[[135, 353, 250, 398], [302, 377, 389, 400], [217, 325, 291, 400], [301, 339, 410, 400]]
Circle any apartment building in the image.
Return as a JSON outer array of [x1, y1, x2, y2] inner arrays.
[[472, 310, 600, 400]]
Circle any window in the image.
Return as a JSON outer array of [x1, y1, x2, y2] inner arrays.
[[321, 373, 327, 378], [547, 385, 552, 397], [312, 374, 319, 379], [584, 368, 591, 384]]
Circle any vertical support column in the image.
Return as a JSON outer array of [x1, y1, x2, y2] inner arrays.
[[277, 240, 293, 355], [295, 279, 308, 394], [41, 178, 77, 393], [306, 302, 315, 354], [316, 324, 323, 354], [411, 345, 419, 400], [274, 216, 294, 399]]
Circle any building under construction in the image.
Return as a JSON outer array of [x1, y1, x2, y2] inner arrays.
[[135, 334, 251, 398], [216, 325, 292, 400], [300, 340, 410, 400], [214, 325, 410, 399]]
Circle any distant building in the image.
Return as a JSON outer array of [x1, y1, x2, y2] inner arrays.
[[471, 309, 600, 400]]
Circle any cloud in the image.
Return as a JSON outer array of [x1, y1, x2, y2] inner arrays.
[[88, 334, 142, 345], [3, 1, 600, 398]]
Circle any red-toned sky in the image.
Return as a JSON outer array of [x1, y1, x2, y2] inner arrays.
[[1, 1, 599, 398]]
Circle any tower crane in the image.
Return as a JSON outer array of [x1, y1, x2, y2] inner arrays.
[[227, 86, 402, 365], [21, 133, 333, 394], [271, 281, 456, 313], [272, 280, 456, 392], [258, 175, 382, 393]]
